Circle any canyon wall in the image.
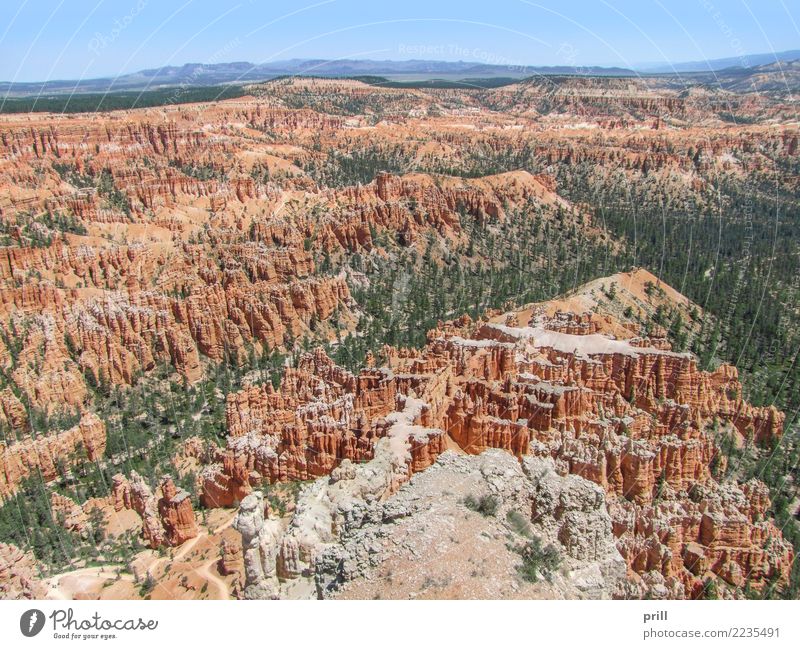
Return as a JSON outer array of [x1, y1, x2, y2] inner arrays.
[[215, 286, 790, 598]]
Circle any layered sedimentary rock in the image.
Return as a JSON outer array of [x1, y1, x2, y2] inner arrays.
[[109, 472, 197, 548], [0, 258, 352, 412], [219, 537, 243, 577], [0, 413, 106, 502], [610, 479, 793, 598], [233, 393, 448, 597], [0, 388, 29, 433], [1, 84, 572, 423], [0, 543, 45, 599], [50, 492, 88, 533], [158, 477, 199, 546], [129, 473, 166, 548], [8, 72, 747, 424], [202, 347, 443, 507], [212, 275, 790, 599], [0, 75, 797, 600]]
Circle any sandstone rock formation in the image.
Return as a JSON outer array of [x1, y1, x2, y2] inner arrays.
[[0, 542, 45, 599], [208, 273, 791, 599], [50, 492, 88, 533], [200, 347, 444, 508], [158, 477, 199, 546], [0, 388, 29, 433], [219, 537, 243, 577], [0, 413, 106, 502], [108, 472, 198, 548], [0, 87, 572, 423], [1, 74, 797, 601]]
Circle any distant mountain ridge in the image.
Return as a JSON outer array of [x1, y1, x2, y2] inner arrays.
[[2, 49, 799, 97], [0, 59, 633, 97], [638, 48, 800, 73]]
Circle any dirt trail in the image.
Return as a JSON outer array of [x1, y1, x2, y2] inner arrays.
[[44, 512, 239, 600], [197, 557, 230, 598], [147, 511, 238, 598], [149, 511, 236, 572]]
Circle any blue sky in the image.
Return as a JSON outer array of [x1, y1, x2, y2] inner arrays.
[[1, 0, 797, 82]]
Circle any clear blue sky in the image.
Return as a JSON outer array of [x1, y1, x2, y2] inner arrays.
[[1, 0, 797, 82]]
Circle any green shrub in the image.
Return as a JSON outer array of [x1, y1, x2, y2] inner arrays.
[[463, 493, 498, 517], [516, 537, 561, 583]]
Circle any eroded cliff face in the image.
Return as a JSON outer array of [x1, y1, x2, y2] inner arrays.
[[3, 77, 792, 424], [0, 105, 565, 423], [108, 472, 198, 549], [0, 248, 353, 414], [215, 271, 791, 599], [0, 542, 45, 599], [0, 77, 796, 600], [0, 99, 560, 531], [0, 413, 105, 502], [204, 349, 421, 505]]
